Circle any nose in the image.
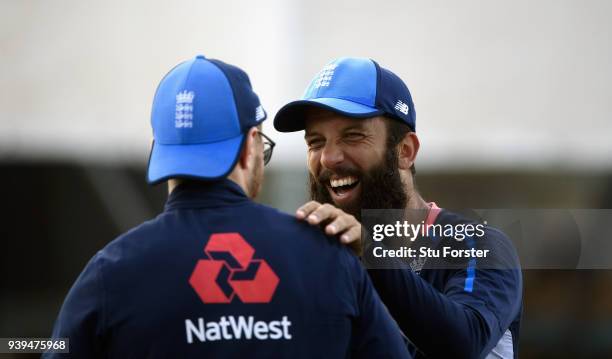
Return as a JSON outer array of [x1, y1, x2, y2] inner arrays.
[[320, 142, 345, 170]]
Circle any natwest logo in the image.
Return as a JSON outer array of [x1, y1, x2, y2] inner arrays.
[[189, 233, 279, 303], [185, 315, 292, 343]]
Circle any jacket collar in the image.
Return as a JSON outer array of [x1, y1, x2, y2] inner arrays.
[[164, 178, 250, 211]]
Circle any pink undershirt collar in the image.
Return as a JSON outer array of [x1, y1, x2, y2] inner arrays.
[[425, 202, 441, 226]]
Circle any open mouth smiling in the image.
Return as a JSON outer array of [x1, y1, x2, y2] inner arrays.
[[327, 175, 361, 205]]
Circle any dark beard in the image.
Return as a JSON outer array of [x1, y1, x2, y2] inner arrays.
[[308, 146, 407, 221]]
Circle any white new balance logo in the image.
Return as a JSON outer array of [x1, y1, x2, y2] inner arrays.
[[394, 100, 409, 115], [255, 105, 265, 122], [313, 64, 338, 88], [176, 90, 195, 128]]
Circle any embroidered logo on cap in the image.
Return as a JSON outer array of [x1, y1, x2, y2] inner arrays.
[[255, 105, 265, 122], [175, 90, 195, 128], [313, 64, 338, 88], [394, 100, 409, 115]]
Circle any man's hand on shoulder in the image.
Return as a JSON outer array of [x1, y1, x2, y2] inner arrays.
[[295, 201, 362, 256]]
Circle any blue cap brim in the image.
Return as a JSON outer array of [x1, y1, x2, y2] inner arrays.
[[147, 134, 245, 184], [273, 97, 383, 132]]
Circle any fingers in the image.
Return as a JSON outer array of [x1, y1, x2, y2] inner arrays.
[[296, 201, 321, 220], [306, 203, 338, 225], [340, 225, 361, 245], [325, 213, 358, 237], [295, 201, 363, 256], [295, 201, 337, 225]]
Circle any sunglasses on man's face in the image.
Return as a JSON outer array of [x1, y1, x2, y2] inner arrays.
[[257, 131, 275, 166]]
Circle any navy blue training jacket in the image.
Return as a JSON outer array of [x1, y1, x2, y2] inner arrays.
[[45, 180, 411, 358], [369, 210, 523, 359]]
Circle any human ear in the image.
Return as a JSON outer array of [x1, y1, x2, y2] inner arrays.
[[239, 127, 259, 169], [398, 132, 420, 170]]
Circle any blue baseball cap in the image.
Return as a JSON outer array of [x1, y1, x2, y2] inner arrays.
[[274, 57, 415, 132], [147, 55, 267, 184]]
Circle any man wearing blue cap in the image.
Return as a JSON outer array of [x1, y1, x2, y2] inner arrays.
[[45, 56, 411, 358], [274, 57, 523, 358]]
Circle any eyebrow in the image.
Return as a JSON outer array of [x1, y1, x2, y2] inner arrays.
[[341, 124, 368, 133], [304, 131, 321, 140], [305, 123, 368, 139]]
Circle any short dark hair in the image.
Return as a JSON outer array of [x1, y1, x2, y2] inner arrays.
[[384, 117, 416, 176]]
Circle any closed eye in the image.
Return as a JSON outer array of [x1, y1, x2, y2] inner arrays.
[[307, 138, 324, 150], [344, 132, 366, 141]]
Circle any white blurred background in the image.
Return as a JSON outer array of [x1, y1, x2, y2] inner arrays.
[[2, 0, 611, 170]]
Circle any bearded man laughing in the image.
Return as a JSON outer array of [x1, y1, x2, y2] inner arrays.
[[274, 57, 523, 359]]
